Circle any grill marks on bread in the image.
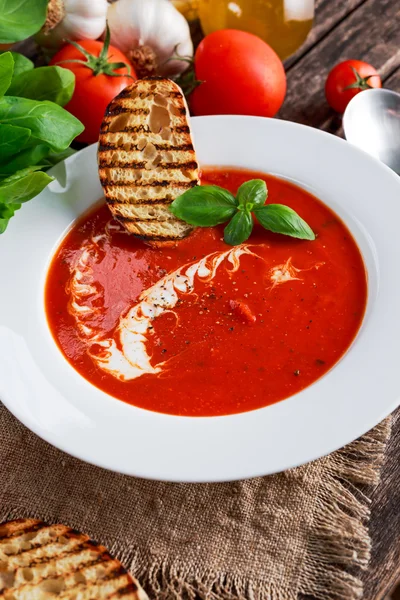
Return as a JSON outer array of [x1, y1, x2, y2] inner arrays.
[[98, 78, 200, 242], [0, 519, 148, 600]]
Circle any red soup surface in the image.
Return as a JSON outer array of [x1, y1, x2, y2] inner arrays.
[[45, 168, 367, 416]]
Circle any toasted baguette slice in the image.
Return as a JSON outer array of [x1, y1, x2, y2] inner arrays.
[[98, 77, 199, 243], [0, 519, 148, 600]]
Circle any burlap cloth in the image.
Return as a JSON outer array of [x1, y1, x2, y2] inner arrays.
[[0, 403, 391, 600]]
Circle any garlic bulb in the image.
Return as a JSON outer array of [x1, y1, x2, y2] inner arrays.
[[107, 0, 193, 78], [37, 0, 108, 50]]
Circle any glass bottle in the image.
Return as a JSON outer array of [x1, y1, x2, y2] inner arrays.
[[196, 0, 314, 60], [172, 0, 200, 22]]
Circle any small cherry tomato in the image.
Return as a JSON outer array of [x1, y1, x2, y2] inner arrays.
[[50, 27, 136, 143], [325, 59, 381, 113]]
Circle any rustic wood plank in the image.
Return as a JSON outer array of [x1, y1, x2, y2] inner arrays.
[[285, 0, 368, 69], [381, 66, 400, 94], [279, 0, 400, 132], [392, 584, 400, 600], [362, 408, 400, 600]]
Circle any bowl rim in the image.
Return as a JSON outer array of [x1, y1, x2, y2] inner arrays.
[[1, 114, 400, 482]]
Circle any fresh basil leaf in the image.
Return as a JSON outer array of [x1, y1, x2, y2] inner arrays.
[[236, 179, 267, 209], [0, 201, 21, 232], [0, 201, 19, 219], [170, 185, 237, 226], [0, 123, 31, 161], [0, 0, 48, 43], [7, 66, 75, 106], [224, 210, 253, 246], [0, 169, 53, 205], [254, 204, 315, 240], [6, 52, 34, 79], [43, 147, 76, 167], [0, 52, 13, 97], [1, 166, 46, 181], [0, 170, 53, 233], [0, 218, 8, 233], [0, 97, 84, 152], [0, 144, 50, 177]]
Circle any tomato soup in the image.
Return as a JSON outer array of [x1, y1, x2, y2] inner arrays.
[[45, 168, 367, 416]]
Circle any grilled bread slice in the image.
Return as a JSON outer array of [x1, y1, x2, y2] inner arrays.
[[98, 77, 199, 243], [0, 519, 148, 600]]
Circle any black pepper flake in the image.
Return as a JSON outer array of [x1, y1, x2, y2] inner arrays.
[[229, 327, 234, 331], [161, 349, 167, 354], [185, 340, 190, 344], [306, 325, 310, 329], [316, 359, 325, 366], [294, 370, 300, 376]]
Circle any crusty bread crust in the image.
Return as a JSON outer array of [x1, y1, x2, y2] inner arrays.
[[0, 519, 148, 600], [98, 78, 199, 242]]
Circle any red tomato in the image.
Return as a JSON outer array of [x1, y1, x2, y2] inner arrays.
[[50, 39, 136, 143], [191, 30, 286, 118], [325, 60, 381, 113]]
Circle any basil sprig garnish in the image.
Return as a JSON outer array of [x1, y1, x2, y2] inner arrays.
[[170, 179, 315, 246]]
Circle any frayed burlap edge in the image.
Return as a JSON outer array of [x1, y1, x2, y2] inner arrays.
[[0, 418, 391, 600], [299, 417, 391, 600]]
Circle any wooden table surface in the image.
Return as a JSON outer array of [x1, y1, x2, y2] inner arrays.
[[280, 1, 400, 597]]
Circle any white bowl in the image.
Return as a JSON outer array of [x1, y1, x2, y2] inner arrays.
[[1, 116, 400, 482]]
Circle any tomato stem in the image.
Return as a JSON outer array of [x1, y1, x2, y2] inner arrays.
[[56, 23, 134, 79], [344, 66, 376, 91]]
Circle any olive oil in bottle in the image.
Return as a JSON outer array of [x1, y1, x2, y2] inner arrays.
[[197, 0, 314, 59]]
